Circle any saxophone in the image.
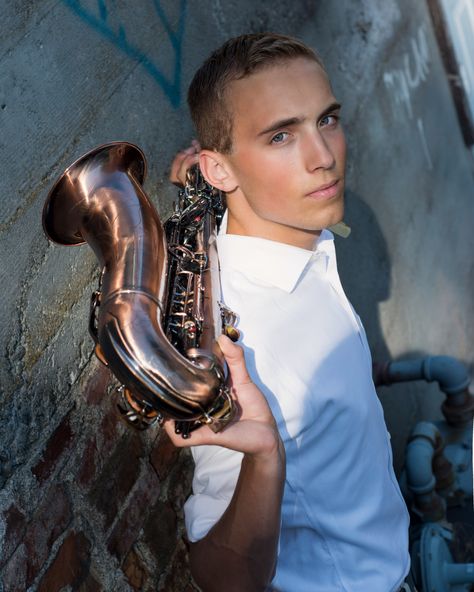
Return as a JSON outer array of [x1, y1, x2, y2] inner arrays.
[[42, 142, 237, 437]]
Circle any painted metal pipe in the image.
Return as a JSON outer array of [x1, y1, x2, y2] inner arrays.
[[374, 356, 469, 393], [444, 562, 474, 585], [419, 523, 474, 592], [405, 422, 446, 521], [373, 356, 473, 425]]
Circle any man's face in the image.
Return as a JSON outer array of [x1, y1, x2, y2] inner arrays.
[[222, 57, 346, 249]]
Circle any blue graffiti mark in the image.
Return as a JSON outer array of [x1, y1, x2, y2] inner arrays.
[[97, 0, 108, 22], [61, 0, 186, 107]]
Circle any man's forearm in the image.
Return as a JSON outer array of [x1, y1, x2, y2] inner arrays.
[[189, 440, 286, 592]]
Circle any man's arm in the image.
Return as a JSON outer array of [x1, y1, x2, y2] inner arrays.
[[164, 335, 286, 592], [190, 442, 285, 592]]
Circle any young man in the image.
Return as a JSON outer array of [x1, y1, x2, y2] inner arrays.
[[165, 33, 411, 592]]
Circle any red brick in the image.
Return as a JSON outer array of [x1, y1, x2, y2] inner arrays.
[[76, 408, 122, 488], [76, 436, 98, 487], [2, 543, 28, 592], [0, 504, 27, 569], [32, 412, 73, 483], [98, 403, 121, 447], [37, 531, 91, 592], [107, 467, 160, 562], [150, 430, 179, 481], [88, 432, 145, 529], [77, 572, 103, 592], [166, 449, 194, 512], [158, 540, 193, 592], [142, 500, 177, 573], [2, 484, 72, 590], [122, 547, 149, 591], [84, 364, 112, 405]]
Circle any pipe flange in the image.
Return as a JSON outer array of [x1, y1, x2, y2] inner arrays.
[[420, 524, 453, 592], [372, 361, 391, 387], [412, 494, 446, 522], [419, 523, 474, 591], [441, 392, 474, 426]]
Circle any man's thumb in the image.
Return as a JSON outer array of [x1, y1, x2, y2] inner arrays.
[[217, 334, 252, 386]]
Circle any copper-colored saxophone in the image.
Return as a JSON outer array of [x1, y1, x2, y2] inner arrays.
[[42, 142, 238, 437]]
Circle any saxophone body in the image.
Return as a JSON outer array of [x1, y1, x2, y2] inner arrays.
[[43, 142, 236, 436]]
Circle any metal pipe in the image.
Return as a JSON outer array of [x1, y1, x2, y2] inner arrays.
[[444, 562, 474, 585], [375, 356, 470, 394], [405, 421, 446, 521], [373, 356, 473, 425]]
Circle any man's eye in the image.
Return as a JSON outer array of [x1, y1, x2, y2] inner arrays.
[[270, 132, 288, 144], [320, 114, 339, 127]]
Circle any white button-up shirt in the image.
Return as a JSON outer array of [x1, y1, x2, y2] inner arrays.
[[184, 224, 410, 592]]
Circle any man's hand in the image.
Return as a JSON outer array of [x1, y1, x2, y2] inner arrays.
[[169, 139, 201, 187], [166, 336, 285, 592], [163, 334, 281, 459]]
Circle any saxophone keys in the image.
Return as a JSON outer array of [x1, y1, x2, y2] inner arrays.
[[175, 420, 192, 439], [116, 386, 161, 430], [224, 325, 240, 342], [219, 302, 240, 342]]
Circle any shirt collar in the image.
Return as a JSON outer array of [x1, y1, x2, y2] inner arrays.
[[216, 210, 335, 293]]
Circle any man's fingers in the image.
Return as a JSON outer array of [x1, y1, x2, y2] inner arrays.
[[162, 419, 184, 445], [169, 151, 187, 185], [169, 143, 200, 186], [217, 334, 252, 387], [162, 419, 219, 447], [170, 152, 199, 186]]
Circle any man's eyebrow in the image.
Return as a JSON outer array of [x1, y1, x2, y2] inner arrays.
[[319, 102, 342, 118], [257, 116, 305, 137], [257, 102, 342, 137]]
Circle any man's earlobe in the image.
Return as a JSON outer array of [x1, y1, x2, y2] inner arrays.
[[199, 151, 238, 193]]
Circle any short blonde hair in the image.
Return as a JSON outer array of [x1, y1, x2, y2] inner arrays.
[[187, 33, 324, 153]]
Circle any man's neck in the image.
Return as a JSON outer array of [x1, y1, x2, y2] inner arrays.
[[226, 210, 321, 251]]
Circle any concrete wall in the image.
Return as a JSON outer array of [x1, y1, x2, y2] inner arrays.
[[0, 1, 472, 590]]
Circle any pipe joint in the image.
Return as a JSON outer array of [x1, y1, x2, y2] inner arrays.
[[423, 356, 470, 395], [409, 421, 440, 447], [441, 390, 474, 426]]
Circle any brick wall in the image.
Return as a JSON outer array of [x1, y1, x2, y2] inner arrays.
[[0, 362, 199, 592]]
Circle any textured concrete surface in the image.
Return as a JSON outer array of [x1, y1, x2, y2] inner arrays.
[[0, 1, 473, 589]]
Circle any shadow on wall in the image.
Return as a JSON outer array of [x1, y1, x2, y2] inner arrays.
[[336, 190, 413, 474], [336, 191, 469, 479], [335, 189, 392, 362]]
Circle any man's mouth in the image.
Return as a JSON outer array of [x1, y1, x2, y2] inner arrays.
[[305, 179, 341, 200]]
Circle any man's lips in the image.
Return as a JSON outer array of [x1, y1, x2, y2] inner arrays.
[[305, 179, 341, 200]]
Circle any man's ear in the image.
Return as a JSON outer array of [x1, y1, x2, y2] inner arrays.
[[199, 150, 238, 193]]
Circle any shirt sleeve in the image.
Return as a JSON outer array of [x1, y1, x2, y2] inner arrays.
[[184, 444, 243, 542]]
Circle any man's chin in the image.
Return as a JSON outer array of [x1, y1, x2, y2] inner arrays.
[[322, 202, 345, 229]]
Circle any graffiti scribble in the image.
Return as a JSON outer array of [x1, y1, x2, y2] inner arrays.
[[62, 0, 187, 107], [383, 25, 430, 119]]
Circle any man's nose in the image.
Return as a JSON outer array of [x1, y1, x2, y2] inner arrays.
[[304, 130, 335, 171]]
